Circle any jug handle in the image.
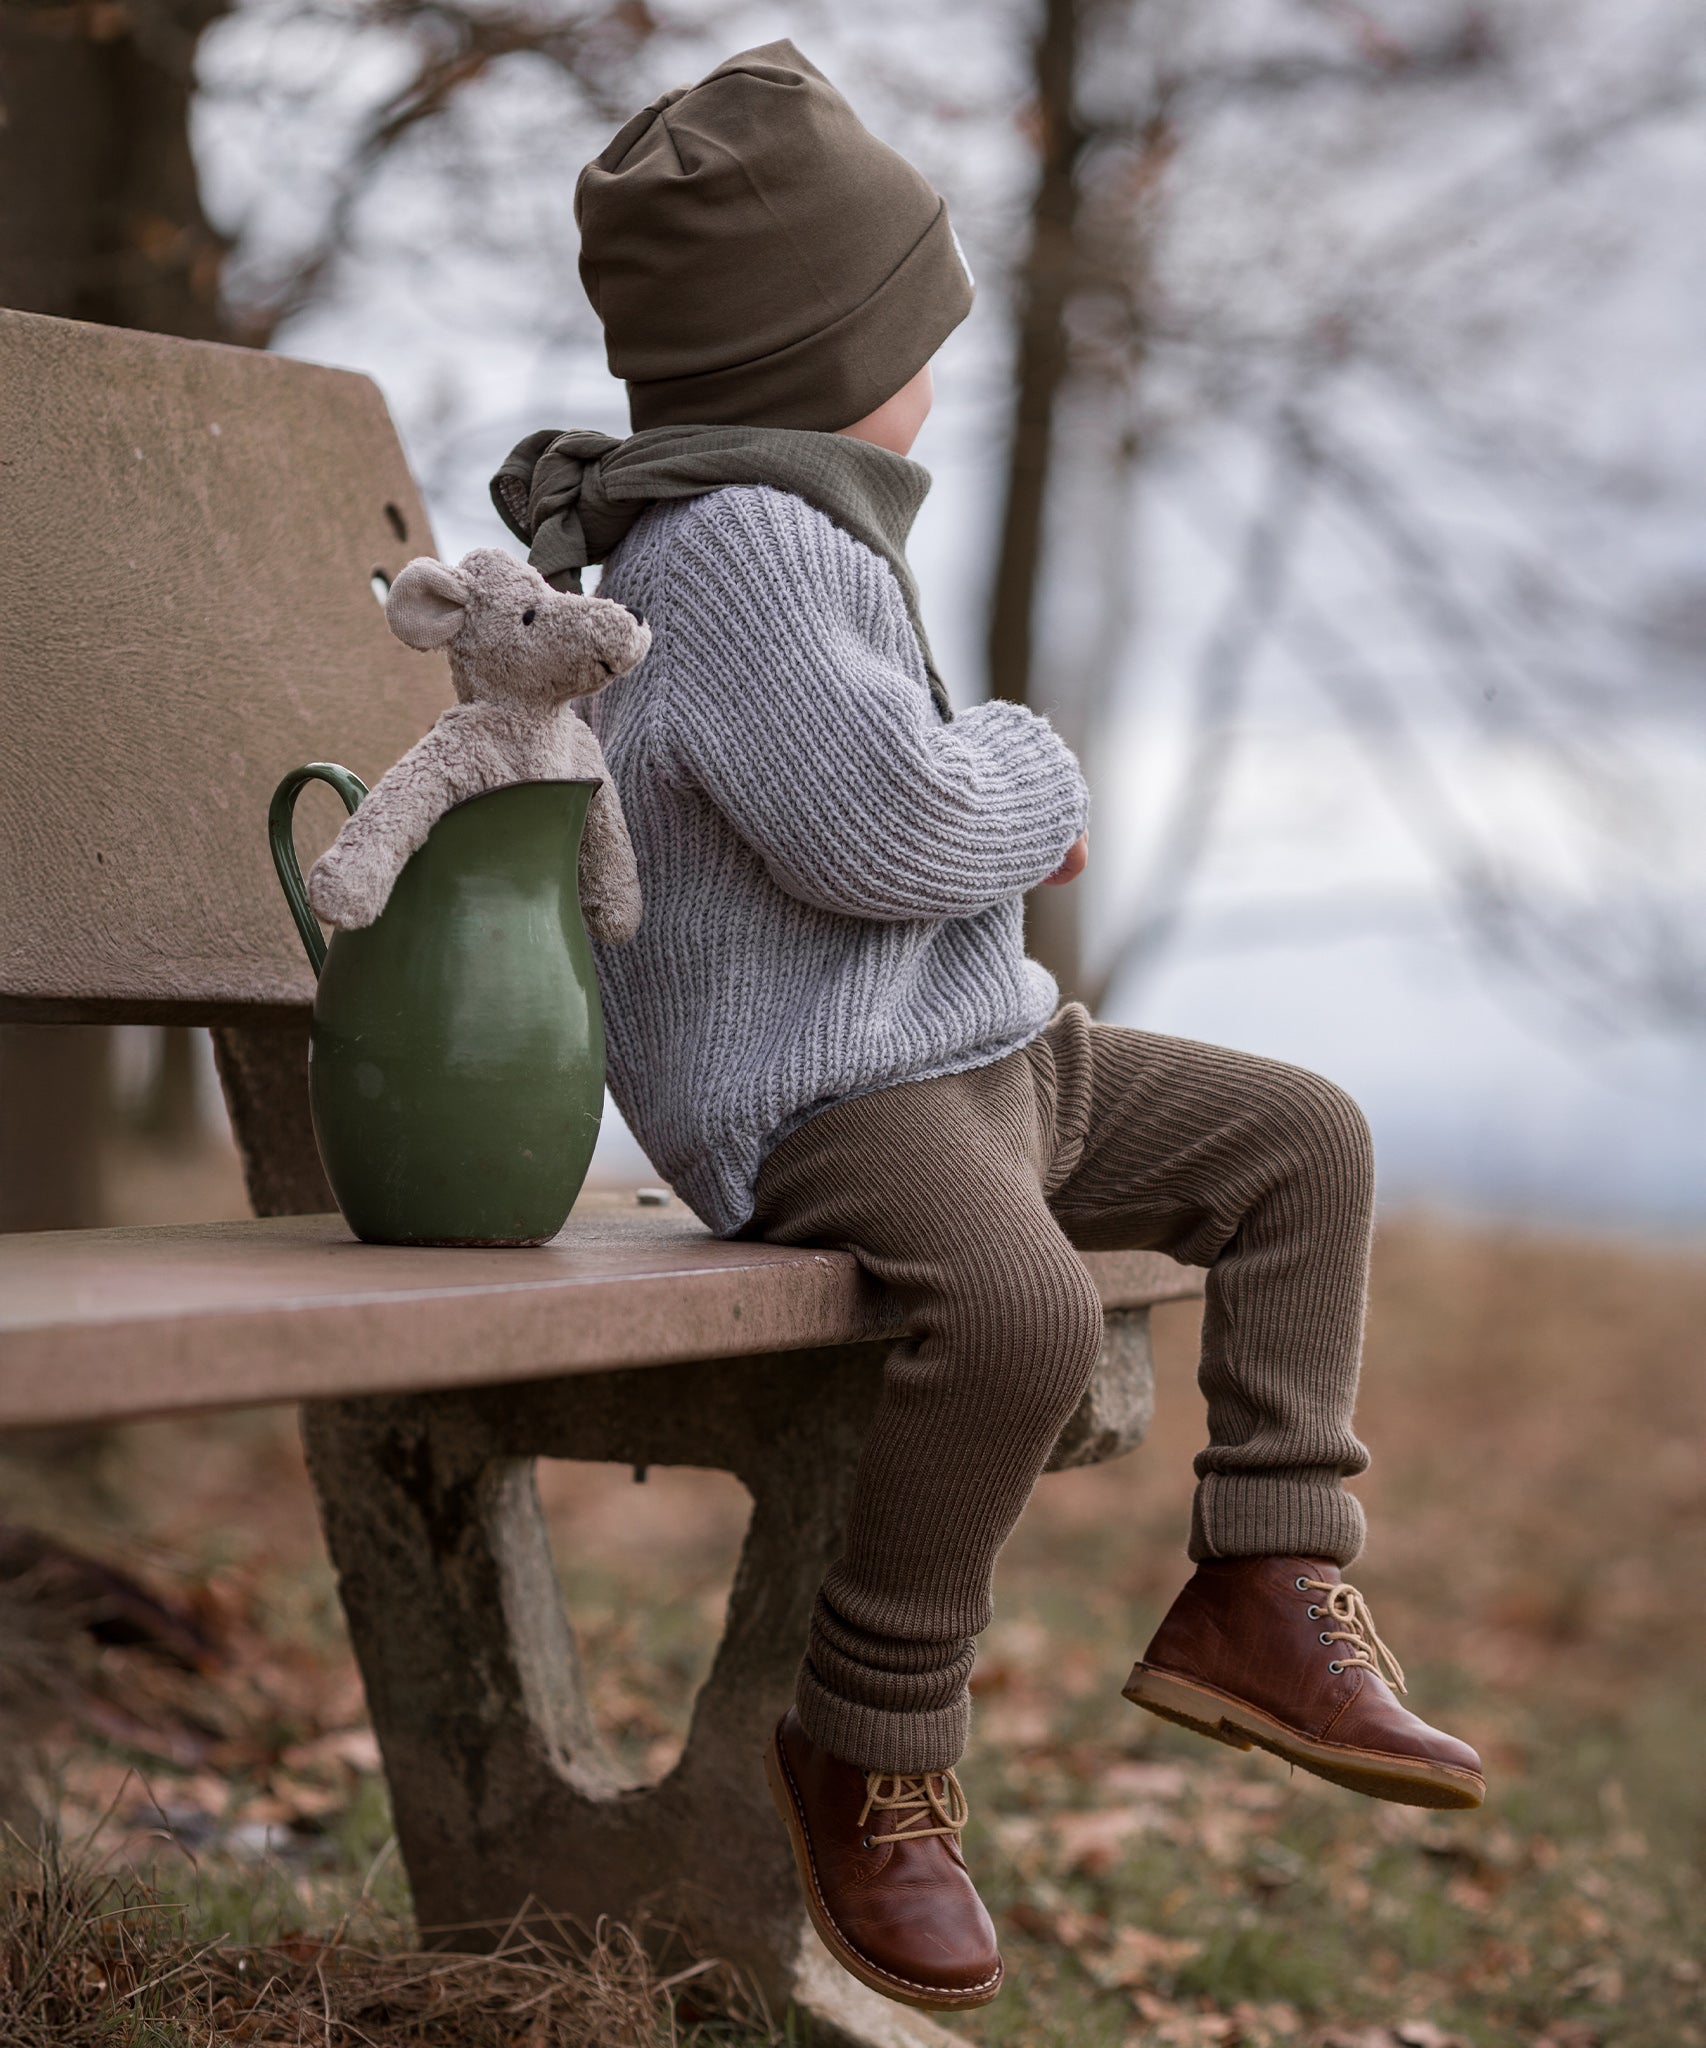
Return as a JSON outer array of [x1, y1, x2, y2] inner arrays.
[[269, 763, 370, 976]]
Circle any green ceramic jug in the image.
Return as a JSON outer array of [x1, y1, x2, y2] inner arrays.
[[269, 764, 605, 1246]]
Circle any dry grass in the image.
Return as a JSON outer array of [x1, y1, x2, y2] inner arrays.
[[0, 1830, 738, 2047], [1, 1199, 1702, 2046]]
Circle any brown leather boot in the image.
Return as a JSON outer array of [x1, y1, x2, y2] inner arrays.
[[1123, 1556, 1485, 1811], [764, 1708, 1003, 2012]]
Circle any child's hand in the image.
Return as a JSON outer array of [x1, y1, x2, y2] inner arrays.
[[1043, 834, 1088, 886]]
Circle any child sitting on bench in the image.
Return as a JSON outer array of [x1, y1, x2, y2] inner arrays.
[[491, 39, 1483, 2017]]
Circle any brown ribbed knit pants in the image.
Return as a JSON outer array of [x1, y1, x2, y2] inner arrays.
[[747, 1003, 1375, 1774]]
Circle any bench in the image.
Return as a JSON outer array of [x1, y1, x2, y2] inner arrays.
[[0, 307, 1202, 2048]]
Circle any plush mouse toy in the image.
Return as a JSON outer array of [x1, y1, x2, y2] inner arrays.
[[307, 548, 648, 943]]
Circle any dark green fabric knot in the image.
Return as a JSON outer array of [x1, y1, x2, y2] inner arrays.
[[490, 428, 626, 593], [489, 423, 952, 721]]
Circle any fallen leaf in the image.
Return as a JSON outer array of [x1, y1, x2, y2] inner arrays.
[[1091, 1924, 1205, 1989], [991, 1810, 1163, 1875], [1006, 1900, 1109, 1951], [1154, 2013, 1236, 2046], [1102, 1759, 1188, 1800], [1394, 2023, 1470, 2048], [268, 1773, 344, 1821], [278, 1727, 381, 1774], [1230, 2001, 1302, 2039], [1563, 1964, 1623, 2004]]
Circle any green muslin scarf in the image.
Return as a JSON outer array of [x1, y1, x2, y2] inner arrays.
[[489, 425, 952, 721]]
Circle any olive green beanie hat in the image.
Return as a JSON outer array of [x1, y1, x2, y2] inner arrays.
[[575, 39, 974, 432]]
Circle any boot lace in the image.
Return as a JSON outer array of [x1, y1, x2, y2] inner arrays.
[[858, 1768, 970, 1848], [1298, 1575, 1407, 1693]]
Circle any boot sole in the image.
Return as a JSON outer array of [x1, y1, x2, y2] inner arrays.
[[763, 1724, 1004, 2013], [1122, 1663, 1485, 1811]]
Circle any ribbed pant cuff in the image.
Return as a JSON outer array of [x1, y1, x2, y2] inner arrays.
[[1190, 1474, 1365, 1566], [795, 1662, 969, 1775]]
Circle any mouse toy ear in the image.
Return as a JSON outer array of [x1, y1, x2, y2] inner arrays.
[[386, 557, 470, 650]]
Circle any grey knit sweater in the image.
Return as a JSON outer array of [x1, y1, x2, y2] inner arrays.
[[589, 484, 1090, 1235]]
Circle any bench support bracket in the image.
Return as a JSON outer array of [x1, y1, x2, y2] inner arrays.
[[302, 1311, 1154, 2048]]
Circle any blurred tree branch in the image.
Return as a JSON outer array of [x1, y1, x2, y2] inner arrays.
[[987, 0, 1510, 1001], [6, 0, 1701, 1090], [987, 0, 1094, 721], [1081, 405, 1317, 1013], [987, 0, 1704, 1035], [1146, 451, 1706, 1039], [219, 0, 668, 342]]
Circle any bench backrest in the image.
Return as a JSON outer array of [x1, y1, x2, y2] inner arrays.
[[0, 310, 451, 1024]]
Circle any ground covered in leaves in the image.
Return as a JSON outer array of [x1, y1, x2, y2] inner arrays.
[[2, 1203, 1702, 2046]]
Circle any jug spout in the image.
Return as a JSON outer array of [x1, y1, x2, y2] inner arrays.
[[269, 763, 370, 975]]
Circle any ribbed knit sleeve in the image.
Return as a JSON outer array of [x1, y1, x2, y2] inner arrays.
[[655, 487, 1088, 923]]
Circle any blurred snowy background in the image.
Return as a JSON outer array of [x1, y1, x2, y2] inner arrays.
[[6, 0, 1704, 1227]]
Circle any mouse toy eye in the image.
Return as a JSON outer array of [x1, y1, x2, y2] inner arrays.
[[522, 607, 537, 626]]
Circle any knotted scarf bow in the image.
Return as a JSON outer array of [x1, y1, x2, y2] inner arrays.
[[490, 423, 952, 720]]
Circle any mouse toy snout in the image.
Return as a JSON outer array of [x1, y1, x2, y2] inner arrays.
[[600, 596, 651, 677]]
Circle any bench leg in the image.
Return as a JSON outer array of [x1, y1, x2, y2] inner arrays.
[[301, 1312, 1153, 2047]]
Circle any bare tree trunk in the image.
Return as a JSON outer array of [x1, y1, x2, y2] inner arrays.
[[0, 0, 233, 336], [0, 1027, 110, 1232], [987, 0, 1091, 997], [0, 0, 234, 1228], [988, 0, 1087, 715], [135, 1026, 204, 1151]]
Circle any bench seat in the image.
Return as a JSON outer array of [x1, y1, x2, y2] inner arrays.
[[0, 1192, 1201, 1433], [3, 1189, 1200, 2048]]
